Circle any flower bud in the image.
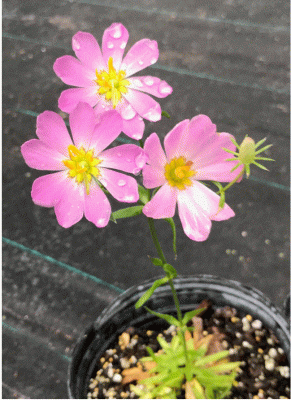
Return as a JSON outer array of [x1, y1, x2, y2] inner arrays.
[[238, 137, 256, 166]]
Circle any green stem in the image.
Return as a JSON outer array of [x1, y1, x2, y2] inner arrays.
[[147, 217, 190, 369], [219, 167, 245, 193]]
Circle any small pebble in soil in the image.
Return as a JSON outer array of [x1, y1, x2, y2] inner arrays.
[[87, 304, 290, 399]]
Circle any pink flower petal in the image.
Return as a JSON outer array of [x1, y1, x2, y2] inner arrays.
[[121, 39, 159, 77], [128, 76, 172, 98], [54, 178, 85, 228], [99, 168, 139, 203], [89, 110, 122, 155], [100, 144, 147, 174], [144, 133, 167, 170], [36, 111, 73, 156], [94, 97, 113, 115], [102, 23, 129, 70], [142, 184, 177, 219], [183, 182, 234, 221], [21, 139, 67, 170], [191, 132, 239, 170], [142, 164, 166, 189], [69, 102, 96, 150], [121, 113, 145, 140], [72, 31, 106, 71], [84, 184, 111, 227], [118, 100, 136, 120], [164, 119, 190, 160], [123, 88, 161, 122], [58, 87, 98, 113], [177, 190, 212, 242], [31, 171, 68, 207], [53, 55, 95, 86], [196, 161, 244, 182]]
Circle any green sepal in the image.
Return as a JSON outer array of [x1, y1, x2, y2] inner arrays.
[[161, 110, 171, 119], [182, 308, 204, 325], [135, 277, 169, 308], [138, 184, 150, 205], [145, 307, 181, 327], [163, 263, 177, 279], [111, 205, 143, 221], [164, 218, 177, 257], [150, 257, 163, 267]]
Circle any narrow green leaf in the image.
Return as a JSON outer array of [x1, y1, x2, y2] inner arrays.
[[252, 161, 269, 171], [138, 184, 150, 205], [255, 157, 275, 161], [163, 263, 177, 279], [182, 308, 204, 325], [222, 147, 238, 155], [255, 143, 273, 155], [162, 110, 171, 119], [254, 137, 267, 148], [194, 350, 229, 367], [230, 137, 240, 148], [112, 205, 143, 220], [207, 361, 241, 373], [145, 307, 181, 327], [164, 218, 177, 257], [150, 257, 163, 266], [135, 277, 169, 308]]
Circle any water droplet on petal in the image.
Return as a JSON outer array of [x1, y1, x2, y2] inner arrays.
[[117, 152, 122, 157], [102, 180, 108, 188], [121, 103, 136, 120], [138, 60, 144, 65], [72, 38, 80, 50], [147, 40, 157, 51], [159, 83, 172, 94], [133, 168, 140, 175], [126, 158, 132, 163], [132, 133, 142, 140], [97, 218, 107, 226], [144, 107, 160, 122], [111, 25, 122, 39], [107, 42, 114, 49], [135, 152, 147, 168], [120, 41, 126, 49], [117, 179, 126, 187], [133, 79, 143, 87], [122, 195, 135, 202], [150, 58, 157, 65], [144, 77, 154, 86]]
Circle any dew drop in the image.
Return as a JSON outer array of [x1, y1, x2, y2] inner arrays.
[[102, 180, 108, 188], [126, 158, 132, 163], [117, 179, 126, 187], [138, 60, 144, 65], [98, 218, 106, 226], [111, 25, 122, 39], [135, 153, 146, 168], [117, 152, 122, 157], [133, 168, 140, 175], [147, 40, 157, 51], [121, 104, 136, 120], [72, 38, 80, 50], [120, 41, 126, 49], [144, 78, 154, 86], [159, 83, 172, 94], [133, 79, 143, 87], [150, 58, 157, 65], [144, 108, 160, 122], [123, 195, 135, 202], [41, 47, 46, 53], [107, 42, 114, 49]]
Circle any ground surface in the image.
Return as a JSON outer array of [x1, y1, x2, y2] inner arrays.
[[2, 0, 290, 398]]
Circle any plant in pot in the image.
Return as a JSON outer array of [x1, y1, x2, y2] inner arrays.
[[20, 23, 289, 399]]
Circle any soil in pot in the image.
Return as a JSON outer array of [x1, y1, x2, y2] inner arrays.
[[87, 301, 290, 399]]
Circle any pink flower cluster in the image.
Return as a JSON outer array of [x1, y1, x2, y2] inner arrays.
[[21, 23, 242, 241]]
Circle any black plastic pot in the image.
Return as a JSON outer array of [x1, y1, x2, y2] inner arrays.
[[68, 275, 290, 399]]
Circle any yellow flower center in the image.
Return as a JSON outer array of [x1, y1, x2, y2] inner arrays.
[[164, 157, 196, 190], [95, 57, 130, 108], [63, 145, 102, 195]]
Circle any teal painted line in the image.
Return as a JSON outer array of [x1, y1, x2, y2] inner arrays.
[[2, 237, 124, 294], [73, 0, 289, 32], [249, 175, 290, 192], [2, 31, 70, 50], [2, 321, 72, 362], [151, 64, 289, 95], [15, 108, 135, 144], [3, 32, 288, 95]]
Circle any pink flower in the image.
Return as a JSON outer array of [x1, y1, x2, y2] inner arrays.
[[53, 23, 173, 140], [142, 115, 243, 241], [21, 102, 147, 228]]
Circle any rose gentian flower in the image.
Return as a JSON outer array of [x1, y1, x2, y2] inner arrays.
[[21, 102, 147, 228], [53, 23, 173, 140], [142, 115, 243, 241]]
